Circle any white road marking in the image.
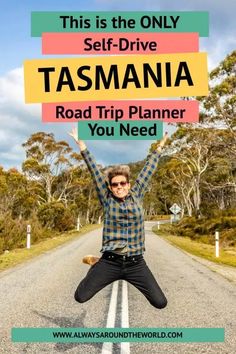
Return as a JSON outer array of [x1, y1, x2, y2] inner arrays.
[[121, 280, 130, 354], [101, 280, 119, 354]]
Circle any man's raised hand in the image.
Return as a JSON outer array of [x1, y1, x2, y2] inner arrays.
[[157, 132, 168, 153], [68, 126, 87, 152]]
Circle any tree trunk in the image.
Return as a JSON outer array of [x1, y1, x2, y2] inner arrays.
[[85, 187, 92, 224]]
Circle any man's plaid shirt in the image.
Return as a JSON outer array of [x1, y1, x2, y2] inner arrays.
[[81, 149, 161, 256]]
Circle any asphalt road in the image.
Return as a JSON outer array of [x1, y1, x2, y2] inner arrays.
[[0, 222, 235, 354]]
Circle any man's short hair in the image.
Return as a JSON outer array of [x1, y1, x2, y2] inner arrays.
[[106, 165, 130, 185]]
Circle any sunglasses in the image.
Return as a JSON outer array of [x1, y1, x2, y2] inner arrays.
[[110, 181, 128, 188]]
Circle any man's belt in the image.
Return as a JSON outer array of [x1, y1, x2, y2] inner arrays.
[[102, 251, 143, 262]]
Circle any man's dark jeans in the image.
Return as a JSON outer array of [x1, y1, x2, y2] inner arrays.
[[74, 252, 167, 309]]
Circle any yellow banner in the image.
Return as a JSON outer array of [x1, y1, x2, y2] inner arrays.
[[24, 53, 208, 103]]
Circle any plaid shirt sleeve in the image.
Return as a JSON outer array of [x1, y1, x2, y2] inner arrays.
[[81, 149, 108, 207], [132, 150, 161, 199]]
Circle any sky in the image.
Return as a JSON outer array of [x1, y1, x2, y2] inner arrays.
[[0, 0, 235, 170]]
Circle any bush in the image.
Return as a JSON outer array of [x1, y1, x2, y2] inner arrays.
[[145, 215, 171, 221], [37, 202, 76, 231], [0, 212, 49, 254], [0, 214, 27, 251], [193, 225, 207, 234], [220, 229, 236, 247], [221, 217, 236, 229], [171, 213, 236, 246], [0, 236, 4, 254]]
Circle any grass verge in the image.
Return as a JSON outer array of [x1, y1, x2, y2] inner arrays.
[[153, 224, 236, 267], [0, 224, 101, 272]]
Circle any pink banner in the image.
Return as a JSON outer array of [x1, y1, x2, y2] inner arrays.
[[42, 100, 199, 123], [42, 32, 199, 55]]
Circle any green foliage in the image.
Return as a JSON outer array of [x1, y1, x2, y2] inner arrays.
[[37, 202, 76, 231], [0, 212, 49, 254], [201, 51, 236, 140], [171, 214, 236, 246]]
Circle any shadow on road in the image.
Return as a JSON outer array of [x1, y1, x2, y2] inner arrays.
[[33, 310, 103, 352]]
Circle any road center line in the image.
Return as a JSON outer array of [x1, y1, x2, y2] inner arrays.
[[121, 280, 130, 354], [101, 280, 119, 354]]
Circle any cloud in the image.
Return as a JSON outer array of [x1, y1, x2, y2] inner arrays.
[[0, 1, 235, 171], [94, 0, 236, 69], [94, 140, 153, 166], [201, 35, 236, 71], [1, 10, 235, 171], [0, 68, 46, 169], [0, 67, 154, 170]]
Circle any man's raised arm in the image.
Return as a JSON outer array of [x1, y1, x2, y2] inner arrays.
[[132, 132, 169, 199], [69, 127, 107, 206]]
